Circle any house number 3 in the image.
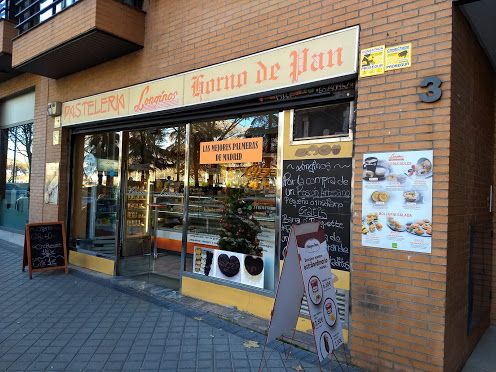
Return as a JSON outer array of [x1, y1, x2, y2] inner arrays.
[[419, 76, 442, 103]]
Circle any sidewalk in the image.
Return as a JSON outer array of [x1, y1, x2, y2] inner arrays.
[[462, 326, 496, 372], [0, 240, 358, 372]]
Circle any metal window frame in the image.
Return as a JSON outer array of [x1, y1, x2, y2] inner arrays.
[[289, 101, 354, 145]]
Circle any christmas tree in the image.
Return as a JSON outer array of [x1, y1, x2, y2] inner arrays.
[[218, 188, 262, 256]]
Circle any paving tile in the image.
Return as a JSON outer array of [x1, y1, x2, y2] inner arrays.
[[0, 241, 349, 372]]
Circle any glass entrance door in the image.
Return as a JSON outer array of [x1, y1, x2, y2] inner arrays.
[[117, 126, 187, 287]]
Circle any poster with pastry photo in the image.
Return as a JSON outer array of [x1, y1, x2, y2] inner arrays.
[[361, 150, 433, 253]]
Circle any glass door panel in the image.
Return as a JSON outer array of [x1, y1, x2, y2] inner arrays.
[[118, 127, 186, 286], [70, 132, 121, 258]]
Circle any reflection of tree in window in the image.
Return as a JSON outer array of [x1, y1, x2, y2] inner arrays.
[[190, 119, 243, 187], [245, 113, 278, 160], [7, 124, 33, 184]]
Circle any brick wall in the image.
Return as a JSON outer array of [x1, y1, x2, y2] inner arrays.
[[446, 8, 495, 371], [0, 19, 16, 55], [352, 1, 452, 371], [0, 1, 467, 370]]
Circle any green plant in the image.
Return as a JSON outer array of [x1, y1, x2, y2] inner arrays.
[[218, 188, 262, 256]]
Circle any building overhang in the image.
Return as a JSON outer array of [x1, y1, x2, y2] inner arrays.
[[456, 0, 496, 69], [0, 19, 20, 82], [11, 0, 145, 79]]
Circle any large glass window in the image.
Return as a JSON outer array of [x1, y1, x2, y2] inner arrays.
[[0, 124, 33, 231], [186, 112, 279, 291], [70, 132, 121, 257]]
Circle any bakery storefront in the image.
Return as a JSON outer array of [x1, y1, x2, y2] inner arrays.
[[63, 26, 358, 338]]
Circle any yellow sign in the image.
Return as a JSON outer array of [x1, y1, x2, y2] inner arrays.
[[62, 26, 359, 126], [359, 45, 385, 78], [200, 138, 263, 164], [385, 43, 412, 71]]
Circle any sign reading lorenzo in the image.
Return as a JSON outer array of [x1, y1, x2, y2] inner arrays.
[[61, 26, 359, 126]]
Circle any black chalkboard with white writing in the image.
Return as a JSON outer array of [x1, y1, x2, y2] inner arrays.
[[281, 158, 352, 271], [23, 222, 68, 279]]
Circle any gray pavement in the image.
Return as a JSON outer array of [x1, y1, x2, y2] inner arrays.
[[0, 240, 357, 372], [462, 326, 496, 372]]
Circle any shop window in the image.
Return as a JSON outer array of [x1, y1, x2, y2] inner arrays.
[[0, 124, 33, 231], [70, 132, 121, 257], [292, 102, 353, 142], [184, 112, 279, 291]]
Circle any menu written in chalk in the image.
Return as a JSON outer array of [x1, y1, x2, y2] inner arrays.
[[23, 222, 68, 279], [281, 158, 352, 271]]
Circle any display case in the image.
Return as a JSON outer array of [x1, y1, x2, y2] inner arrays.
[[152, 191, 276, 255], [125, 180, 149, 238]]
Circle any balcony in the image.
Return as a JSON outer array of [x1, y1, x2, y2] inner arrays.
[[11, 0, 145, 79], [0, 1, 20, 82]]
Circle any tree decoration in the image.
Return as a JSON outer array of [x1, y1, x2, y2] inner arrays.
[[218, 188, 262, 256]]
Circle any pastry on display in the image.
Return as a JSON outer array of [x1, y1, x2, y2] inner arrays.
[[244, 256, 264, 276], [204, 250, 213, 276], [217, 253, 240, 277], [194, 248, 202, 272], [194, 248, 214, 276]]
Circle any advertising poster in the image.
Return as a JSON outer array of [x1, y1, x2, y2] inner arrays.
[[385, 43, 412, 71], [359, 45, 385, 78], [193, 247, 265, 289], [199, 137, 263, 164], [361, 150, 433, 253], [44, 162, 59, 205], [296, 223, 344, 361], [266, 222, 343, 362]]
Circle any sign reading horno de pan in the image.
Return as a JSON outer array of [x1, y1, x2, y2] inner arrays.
[[61, 26, 359, 126]]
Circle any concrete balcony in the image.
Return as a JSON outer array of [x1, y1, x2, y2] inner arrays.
[[11, 0, 145, 79], [0, 19, 19, 82]]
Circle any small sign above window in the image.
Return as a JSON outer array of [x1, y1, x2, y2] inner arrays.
[[292, 102, 353, 144]]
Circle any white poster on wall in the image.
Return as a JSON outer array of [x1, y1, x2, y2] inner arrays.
[[44, 162, 59, 205], [361, 150, 433, 253]]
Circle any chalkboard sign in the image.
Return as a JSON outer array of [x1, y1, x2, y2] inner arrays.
[[23, 222, 68, 279], [281, 158, 352, 271]]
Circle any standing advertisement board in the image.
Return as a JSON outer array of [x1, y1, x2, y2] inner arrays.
[[267, 222, 343, 363]]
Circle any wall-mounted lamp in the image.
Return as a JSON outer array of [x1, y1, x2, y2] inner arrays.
[[47, 101, 62, 117]]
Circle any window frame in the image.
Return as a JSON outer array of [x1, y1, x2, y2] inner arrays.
[[289, 101, 354, 145]]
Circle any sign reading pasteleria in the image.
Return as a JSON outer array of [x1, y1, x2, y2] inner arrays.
[[267, 223, 344, 363], [23, 222, 68, 279]]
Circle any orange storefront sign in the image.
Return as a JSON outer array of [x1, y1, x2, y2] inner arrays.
[[200, 138, 263, 164]]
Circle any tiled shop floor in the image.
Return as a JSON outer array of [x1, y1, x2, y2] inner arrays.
[[0, 241, 358, 372]]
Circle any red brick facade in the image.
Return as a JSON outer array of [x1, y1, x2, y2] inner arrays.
[[1, 1, 495, 371]]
